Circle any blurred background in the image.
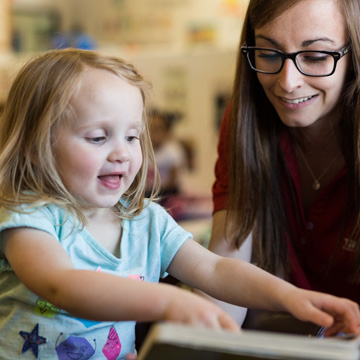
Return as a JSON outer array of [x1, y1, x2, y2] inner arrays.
[[0, 0, 249, 242]]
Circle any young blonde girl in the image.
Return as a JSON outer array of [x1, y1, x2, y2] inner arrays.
[[0, 49, 359, 360]]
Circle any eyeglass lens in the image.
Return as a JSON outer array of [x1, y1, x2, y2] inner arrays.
[[248, 49, 336, 76]]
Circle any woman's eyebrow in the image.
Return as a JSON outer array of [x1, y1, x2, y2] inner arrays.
[[301, 37, 336, 47], [254, 35, 335, 48], [254, 35, 279, 47]]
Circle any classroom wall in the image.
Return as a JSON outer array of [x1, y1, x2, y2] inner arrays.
[[11, 0, 247, 50], [0, 0, 12, 53], [121, 48, 237, 194], [1, 0, 248, 196]]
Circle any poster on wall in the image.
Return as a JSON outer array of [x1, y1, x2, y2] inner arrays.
[[221, 0, 249, 16], [12, 9, 60, 52], [162, 66, 188, 115], [102, 0, 248, 47]]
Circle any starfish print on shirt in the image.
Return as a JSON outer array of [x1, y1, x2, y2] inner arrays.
[[19, 323, 47, 358]]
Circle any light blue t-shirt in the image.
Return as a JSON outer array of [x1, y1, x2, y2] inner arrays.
[[0, 201, 192, 360]]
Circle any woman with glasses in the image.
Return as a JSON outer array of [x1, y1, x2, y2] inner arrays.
[[207, 0, 360, 328]]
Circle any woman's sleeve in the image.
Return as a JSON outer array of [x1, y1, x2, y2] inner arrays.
[[212, 106, 232, 213]]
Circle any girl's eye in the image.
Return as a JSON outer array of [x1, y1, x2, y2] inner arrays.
[[126, 136, 140, 143], [87, 136, 106, 144]]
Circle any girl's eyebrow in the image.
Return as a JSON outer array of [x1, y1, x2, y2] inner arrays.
[[255, 34, 336, 48], [131, 121, 144, 131]]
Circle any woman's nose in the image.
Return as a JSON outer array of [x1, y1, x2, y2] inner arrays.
[[277, 59, 304, 93]]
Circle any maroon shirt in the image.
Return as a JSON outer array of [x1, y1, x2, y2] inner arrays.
[[213, 111, 359, 304]]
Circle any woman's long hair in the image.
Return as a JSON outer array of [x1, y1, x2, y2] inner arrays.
[[226, 0, 360, 279]]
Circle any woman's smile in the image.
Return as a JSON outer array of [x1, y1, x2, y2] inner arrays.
[[278, 94, 318, 109], [255, 0, 350, 129]]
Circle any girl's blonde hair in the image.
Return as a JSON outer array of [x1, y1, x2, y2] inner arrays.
[[0, 48, 159, 224]]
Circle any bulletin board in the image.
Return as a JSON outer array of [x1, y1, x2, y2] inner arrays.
[[12, 8, 60, 52], [95, 0, 249, 48]]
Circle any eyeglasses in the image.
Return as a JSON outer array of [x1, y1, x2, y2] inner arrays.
[[241, 44, 351, 77]]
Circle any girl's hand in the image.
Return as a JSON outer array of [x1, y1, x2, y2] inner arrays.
[[284, 288, 360, 337], [162, 287, 240, 332], [126, 354, 137, 360], [125, 289, 240, 360]]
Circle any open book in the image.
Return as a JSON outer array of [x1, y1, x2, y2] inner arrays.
[[137, 322, 360, 360]]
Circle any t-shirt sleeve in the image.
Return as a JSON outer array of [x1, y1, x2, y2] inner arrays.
[[212, 105, 231, 213], [149, 204, 192, 278], [0, 206, 59, 239], [0, 206, 60, 271]]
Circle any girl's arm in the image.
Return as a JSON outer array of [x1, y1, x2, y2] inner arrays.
[[168, 237, 360, 336], [1, 227, 238, 330], [193, 210, 252, 325]]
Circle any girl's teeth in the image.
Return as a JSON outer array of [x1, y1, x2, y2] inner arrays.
[[282, 96, 313, 104]]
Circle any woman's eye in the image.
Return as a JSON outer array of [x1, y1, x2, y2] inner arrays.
[[305, 56, 329, 63], [301, 53, 330, 63], [257, 51, 282, 62]]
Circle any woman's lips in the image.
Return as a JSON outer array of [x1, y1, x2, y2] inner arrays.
[[278, 94, 318, 108], [281, 95, 316, 104]]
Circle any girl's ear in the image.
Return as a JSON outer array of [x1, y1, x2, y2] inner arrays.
[[30, 154, 39, 167], [28, 143, 40, 167]]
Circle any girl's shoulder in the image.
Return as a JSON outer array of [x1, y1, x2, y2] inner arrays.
[[0, 202, 68, 221], [140, 200, 175, 218], [124, 200, 179, 230], [122, 199, 168, 218], [0, 203, 73, 239]]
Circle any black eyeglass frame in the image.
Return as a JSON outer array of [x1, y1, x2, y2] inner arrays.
[[241, 44, 351, 77]]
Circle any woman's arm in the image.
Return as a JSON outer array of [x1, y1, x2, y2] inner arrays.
[[194, 210, 252, 325], [1, 227, 239, 330], [168, 236, 360, 336]]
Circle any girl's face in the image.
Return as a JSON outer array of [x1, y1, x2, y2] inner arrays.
[[255, 0, 350, 130], [52, 68, 143, 210]]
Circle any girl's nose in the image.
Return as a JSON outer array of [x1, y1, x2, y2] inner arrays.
[[108, 143, 130, 162], [277, 59, 304, 93]]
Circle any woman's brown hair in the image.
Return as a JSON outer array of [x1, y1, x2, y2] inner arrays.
[[226, 0, 360, 279]]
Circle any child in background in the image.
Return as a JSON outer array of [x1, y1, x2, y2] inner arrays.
[[146, 109, 189, 219], [0, 49, 359, 360], [147, 109, 187, 199]]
